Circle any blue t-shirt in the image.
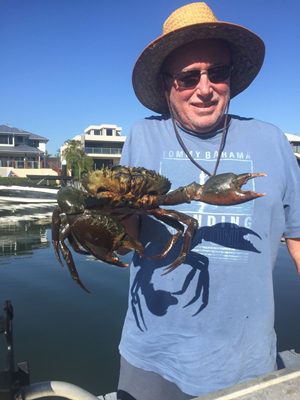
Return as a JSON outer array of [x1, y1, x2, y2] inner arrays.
[[119, 115, 300, 396]]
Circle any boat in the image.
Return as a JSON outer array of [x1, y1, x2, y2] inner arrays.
[[0, 185, 58, 203]]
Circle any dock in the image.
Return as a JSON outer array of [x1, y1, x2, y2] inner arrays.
[[198, 368, 300, 399], [197, 349, 300, 400]]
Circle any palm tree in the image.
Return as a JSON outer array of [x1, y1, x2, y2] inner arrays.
[[62, 140, 93, 180]]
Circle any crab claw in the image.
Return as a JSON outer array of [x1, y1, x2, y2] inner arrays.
[[198, 172, 267, 206]]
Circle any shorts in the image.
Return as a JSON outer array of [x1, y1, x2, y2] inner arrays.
[[117, 356, 193, 400]]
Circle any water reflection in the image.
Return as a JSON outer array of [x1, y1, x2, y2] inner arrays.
[[0, 218, 51, 257], [0, 206, 130, 396], [0, 202, 55, 220]]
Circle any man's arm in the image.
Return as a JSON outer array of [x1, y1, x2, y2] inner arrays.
[[286, 238, 300, 274]]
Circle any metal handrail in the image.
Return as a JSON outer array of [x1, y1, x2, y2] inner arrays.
[[18, 381, 99, 400]]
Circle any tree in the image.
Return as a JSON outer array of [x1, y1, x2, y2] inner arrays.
[[62, 140, 93, 180]]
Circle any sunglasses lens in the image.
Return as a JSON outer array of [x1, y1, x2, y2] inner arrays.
[[174, 65, 231, 88], [176, 71, 201, 88], [208, 65, 231, 83]]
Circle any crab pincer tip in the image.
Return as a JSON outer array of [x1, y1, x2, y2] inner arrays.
[[256, 192, 266, 197], [248, 172, 267, 178], [252, 172, 267, 197]]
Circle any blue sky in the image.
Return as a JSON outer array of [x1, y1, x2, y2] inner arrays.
[[0, 0, 299, 155]]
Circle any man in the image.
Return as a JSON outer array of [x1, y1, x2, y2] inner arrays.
[[117, 3, 300, 399]]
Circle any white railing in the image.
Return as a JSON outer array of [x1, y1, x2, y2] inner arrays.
[[85, 147, 122, 155], [0, 161, 40, 168]]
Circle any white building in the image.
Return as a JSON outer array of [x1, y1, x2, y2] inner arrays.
[[62, 123, 126, 169], [285, 133, 300, 160]]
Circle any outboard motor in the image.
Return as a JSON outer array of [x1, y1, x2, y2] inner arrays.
[[0, 300, 30, 400]]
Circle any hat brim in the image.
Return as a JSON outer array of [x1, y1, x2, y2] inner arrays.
[[132, 22, 265, 114]]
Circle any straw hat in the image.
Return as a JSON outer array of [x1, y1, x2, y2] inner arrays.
[[132, 2, 265, 114]]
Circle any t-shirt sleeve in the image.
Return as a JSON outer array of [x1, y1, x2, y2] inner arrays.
[[281, 134, 300, 237]]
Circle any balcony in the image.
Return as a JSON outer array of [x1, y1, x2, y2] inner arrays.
[[0, 160, 40, 168], [85, 147, 122, 155]]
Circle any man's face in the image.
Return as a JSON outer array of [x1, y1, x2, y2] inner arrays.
[[163, 39, 231, 134]]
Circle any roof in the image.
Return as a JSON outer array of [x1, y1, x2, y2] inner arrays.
[[0, 124, 48, 142], [0, 144, 43, 154], [84, 124, 122, 133], [285, 133, 300, 142]]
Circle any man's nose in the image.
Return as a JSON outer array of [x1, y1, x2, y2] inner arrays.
[[195, 73, 213, 97]]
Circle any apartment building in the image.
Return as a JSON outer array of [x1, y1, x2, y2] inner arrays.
[[63, 123, 126, 169]]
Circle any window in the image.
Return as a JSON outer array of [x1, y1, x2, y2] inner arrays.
[[28, 139, 39, 148], [0, 135, 13, 145], [15, 136, 24, 144], [292, 143, 300, 153]]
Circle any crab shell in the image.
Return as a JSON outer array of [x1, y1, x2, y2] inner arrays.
[[82, 166, 171, 198]]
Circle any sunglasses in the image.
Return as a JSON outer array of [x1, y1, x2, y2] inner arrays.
[[165, 64, 232, 89]]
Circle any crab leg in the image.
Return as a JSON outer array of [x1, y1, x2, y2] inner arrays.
[[148, 208, 199, 274], [162, 172, 266, 206], [67, 235, 91, 255], [57, 234, 91, 293], [52, 213, 91, 292], [146, 208, 186, 259], [194, 173, 266, 205], [51, 207, 64, 266]]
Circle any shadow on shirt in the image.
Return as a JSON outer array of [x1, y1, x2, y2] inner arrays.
[[130, 219, 261, 331]]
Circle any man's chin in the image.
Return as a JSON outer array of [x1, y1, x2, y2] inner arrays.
[[188, 118, 224, 134]]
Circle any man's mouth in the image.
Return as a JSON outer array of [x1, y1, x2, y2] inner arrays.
[[191, 102, 217, 113]]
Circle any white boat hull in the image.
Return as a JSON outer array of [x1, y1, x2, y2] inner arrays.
[[0, 185, 58, 203]]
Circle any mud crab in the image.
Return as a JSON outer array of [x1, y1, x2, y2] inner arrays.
[[52, 165, 265, 292]]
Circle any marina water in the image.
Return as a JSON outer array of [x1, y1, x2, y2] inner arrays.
[[0, 207, 299, 397]]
